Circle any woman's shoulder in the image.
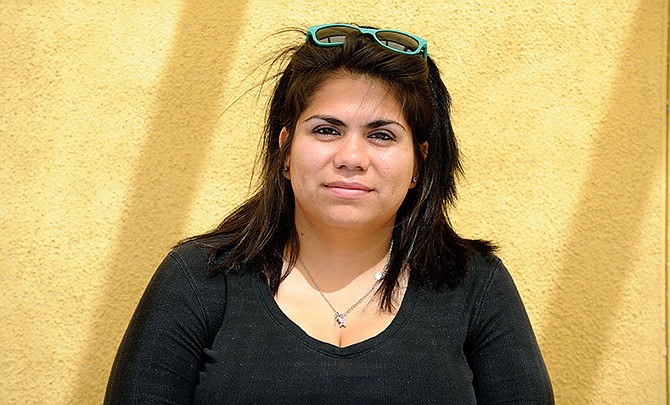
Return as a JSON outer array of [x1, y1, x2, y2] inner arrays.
[[148, 240, 229, 325], [169, 239, 212, 267], [443, 249, 520, 308], [454, 250, 532, 326], [415, 249, 506, 305], [463, 249, 505, 287], [156, 239, 229, 293]]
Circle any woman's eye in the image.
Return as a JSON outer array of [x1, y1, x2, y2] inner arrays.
[[313, 126, 340, 136], [369, 132, 395, 141]]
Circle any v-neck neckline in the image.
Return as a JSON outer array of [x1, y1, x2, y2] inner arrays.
[[255, 271, 418, 357]]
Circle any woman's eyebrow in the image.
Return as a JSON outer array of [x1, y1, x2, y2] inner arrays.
[[303, 115, 347, 127], [304, 116, 406, 131], [366, 119, 406, 131]]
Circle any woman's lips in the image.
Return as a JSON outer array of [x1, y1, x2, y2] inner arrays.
[[324, 181, 372, 198]]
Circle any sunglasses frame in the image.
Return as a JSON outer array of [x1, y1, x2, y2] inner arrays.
[[306, 24, 428, 59]]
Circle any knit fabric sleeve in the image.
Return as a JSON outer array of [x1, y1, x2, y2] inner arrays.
[[465, 258, 554, 404], [104, 243, 226, 404]]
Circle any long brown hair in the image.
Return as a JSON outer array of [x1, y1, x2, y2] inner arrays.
[[182, 27, 495, 310]]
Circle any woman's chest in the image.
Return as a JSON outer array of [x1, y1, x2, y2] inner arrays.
[[194, 328, 475, 404], [193, 278, 476, 404]]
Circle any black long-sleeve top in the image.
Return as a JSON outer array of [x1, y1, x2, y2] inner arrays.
[[105, 241, 553, 404]]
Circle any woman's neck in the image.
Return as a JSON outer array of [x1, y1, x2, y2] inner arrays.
[[291, 219, 393, 291]]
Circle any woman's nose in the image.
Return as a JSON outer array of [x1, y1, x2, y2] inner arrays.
[[332, 135, 369, 171]]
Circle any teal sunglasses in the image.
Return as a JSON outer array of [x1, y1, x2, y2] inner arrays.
[[306, 24, 428, 59]]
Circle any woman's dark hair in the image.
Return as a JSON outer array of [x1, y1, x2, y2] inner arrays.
[[182, 26, 495, 310]]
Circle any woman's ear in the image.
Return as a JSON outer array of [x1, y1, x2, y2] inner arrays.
[[409, 142, 429, 189], [279, 127, 289, 147], [279, 127, 290, 179], [419, 141, 428, 160]]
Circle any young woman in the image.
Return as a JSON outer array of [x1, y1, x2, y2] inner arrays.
[[105, 24, 553, 404]]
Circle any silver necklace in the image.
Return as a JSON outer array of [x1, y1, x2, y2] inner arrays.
[[297, 245, 392, 328]]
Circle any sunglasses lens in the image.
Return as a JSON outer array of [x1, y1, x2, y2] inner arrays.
[[309, 25, 426, 57], [314, 26, 358, 44], [375, 31, 420, 53]]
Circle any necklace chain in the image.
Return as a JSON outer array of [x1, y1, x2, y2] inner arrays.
[[297, 244, 392, 328]]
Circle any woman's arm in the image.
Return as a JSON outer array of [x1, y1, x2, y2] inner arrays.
[[105, 246, 224, 404], [466, 259, 554, 404]]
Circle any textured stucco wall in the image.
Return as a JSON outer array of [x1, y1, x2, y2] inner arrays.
[[1, 1, 667, 404]]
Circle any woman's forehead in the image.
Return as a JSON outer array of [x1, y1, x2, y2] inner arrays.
[[301, 73, 406, 124]]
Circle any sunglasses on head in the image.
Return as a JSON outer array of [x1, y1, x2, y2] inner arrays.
[[306, 24, 428, 59]]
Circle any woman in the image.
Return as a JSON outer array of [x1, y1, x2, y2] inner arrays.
[[105, 24, 553, 404]]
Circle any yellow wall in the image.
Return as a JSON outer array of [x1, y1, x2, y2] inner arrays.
[[1, 1, 667, 403]]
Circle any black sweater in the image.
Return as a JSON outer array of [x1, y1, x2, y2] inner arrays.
[[105, 241, 553, 404]]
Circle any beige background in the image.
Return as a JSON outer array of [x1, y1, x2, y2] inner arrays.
[[1, 1, 667, 403]]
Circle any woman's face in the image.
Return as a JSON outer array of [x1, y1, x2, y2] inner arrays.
[[281, 73, 420, 234]]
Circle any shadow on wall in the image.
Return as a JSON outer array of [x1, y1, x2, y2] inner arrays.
[[70, 1, 249, 402], [542, 4, 662, 403]]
